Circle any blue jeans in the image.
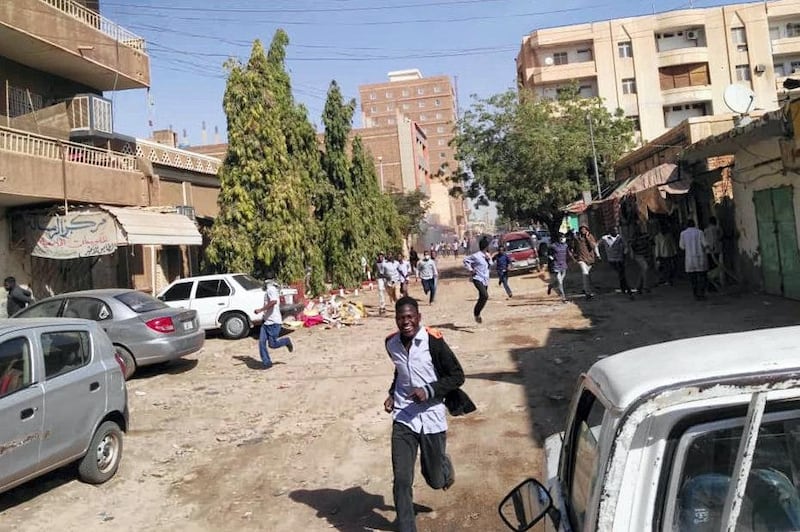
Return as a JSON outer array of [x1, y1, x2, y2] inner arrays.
[[259, 323, 289, 367], [497, 270, 512, 297]]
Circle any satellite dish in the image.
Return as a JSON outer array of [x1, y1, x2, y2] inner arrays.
[[544, 57, 554, 66], [723, 84, 755, 114]]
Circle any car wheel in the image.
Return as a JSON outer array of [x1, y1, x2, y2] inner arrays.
[[115, 346, 136, 380], [78, 421, 123, 485], [222, 312, 250, 339]]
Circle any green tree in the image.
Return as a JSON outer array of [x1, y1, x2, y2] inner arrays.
[[451, 84, 635, 234], [319, 81, 364, 287], [206, 36, 323, 288], [391, 190, 432, 247]]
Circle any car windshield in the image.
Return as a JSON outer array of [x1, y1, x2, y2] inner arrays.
[[537, 230, 551, 238], [233, 274, 263, 291], [505, 239, 531, 252], [115, 291, 168, 313]]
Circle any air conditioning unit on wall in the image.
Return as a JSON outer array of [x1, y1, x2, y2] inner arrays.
[[686, 30, 699, 40]]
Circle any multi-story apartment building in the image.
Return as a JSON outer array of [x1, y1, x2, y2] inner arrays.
[[353, 113, 431, 197], [0, 0, 221, 307], [358, 70, 466, 236], [516, 0, 800, 142]]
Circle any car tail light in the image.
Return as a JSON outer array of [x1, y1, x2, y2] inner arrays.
[[114, 351, 127, 375], [145, 316, 175, 333]]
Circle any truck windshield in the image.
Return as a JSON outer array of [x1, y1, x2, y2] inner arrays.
[[505, 239, 532, 252], [667, 408, 800, 531]]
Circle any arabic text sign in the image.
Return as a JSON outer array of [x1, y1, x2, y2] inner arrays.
[[28, 211, 118, 259]]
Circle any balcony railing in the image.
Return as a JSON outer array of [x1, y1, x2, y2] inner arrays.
[[38, 0, 146, 53], [0, 126, 139, 172]]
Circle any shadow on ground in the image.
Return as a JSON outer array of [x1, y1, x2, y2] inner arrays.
[[289, 486, 433, 531], [505, 262, 800, 444]]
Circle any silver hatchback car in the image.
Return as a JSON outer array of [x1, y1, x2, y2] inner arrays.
[[15, 289, 204, 379], [0, 318, 128, 494]]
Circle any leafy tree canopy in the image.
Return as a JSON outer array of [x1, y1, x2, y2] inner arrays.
[[391, 190, 433, 244], [451, 83, 635, 233]]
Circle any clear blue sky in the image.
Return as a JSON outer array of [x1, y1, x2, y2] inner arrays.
[[104, 0, 735, 145]]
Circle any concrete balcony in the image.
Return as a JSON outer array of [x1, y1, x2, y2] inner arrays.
[[530, 61, 597, 85], [772, 36, 800, 56], [657, 47, 709, 68], [661, 85, 713, 107], [0, 126, 148, 207], [0, 0, 150, 91]]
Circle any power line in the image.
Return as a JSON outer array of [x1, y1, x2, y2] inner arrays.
[[102, 0, 515, 14]]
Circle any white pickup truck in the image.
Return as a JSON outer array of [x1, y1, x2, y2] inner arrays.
[[499, 326, 800, 531]]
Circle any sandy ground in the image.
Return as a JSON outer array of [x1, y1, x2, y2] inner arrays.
[[3, 256, 800, 531]]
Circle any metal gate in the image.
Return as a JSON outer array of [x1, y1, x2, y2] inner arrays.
[[753, 186, 800, 299]]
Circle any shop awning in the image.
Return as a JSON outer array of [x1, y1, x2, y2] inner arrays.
[[606, 163, 678, 199], [101, 206, 202, 246]]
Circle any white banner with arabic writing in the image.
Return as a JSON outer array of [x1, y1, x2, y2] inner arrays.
[[28, 211, 118, 259]]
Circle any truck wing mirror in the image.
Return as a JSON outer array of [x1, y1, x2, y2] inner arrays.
[[498, 478, 557, 531]]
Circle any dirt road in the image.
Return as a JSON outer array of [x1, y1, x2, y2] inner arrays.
[[3, 257, 799, 531]]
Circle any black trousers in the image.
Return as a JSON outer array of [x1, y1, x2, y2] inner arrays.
[[392, 422, 453, 532], [472, 279, 488, 317], [610, 260, 631, 294], [689, 271, 707, 298], [421, 278, 436, 303]]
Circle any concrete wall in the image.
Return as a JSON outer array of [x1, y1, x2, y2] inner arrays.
[[730, 137, 795, 289], [0, 151, 148, 206], [0, 209, 32, 318]]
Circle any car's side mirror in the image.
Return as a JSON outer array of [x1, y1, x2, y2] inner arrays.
[[499, 478, 556, 531]]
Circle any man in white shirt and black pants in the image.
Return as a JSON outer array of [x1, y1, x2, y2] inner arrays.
[[253, 270, 294, 369], [384, 296, 466, 532]]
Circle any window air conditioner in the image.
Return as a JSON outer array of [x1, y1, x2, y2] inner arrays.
[[686, 30, 699, 40]]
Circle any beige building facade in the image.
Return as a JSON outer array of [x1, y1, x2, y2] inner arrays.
[[0, 0, 222, 309], [517, 0, 800, 143], [358, 70, 466, 236], [354, 113, 431, 197]]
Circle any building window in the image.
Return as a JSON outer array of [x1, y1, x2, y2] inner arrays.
[[402, 89, 409, 97], [369, 93, 377, 100], [439, 152, 447, 159], [553, 52, 568, 65], [792, 60, 800, 74], [434, 98, 441, 106], [385, 91, 393, 98], [417, 87, 425, 95], [621, 78, 637, 94], [787, 23, 800, 38], [418, 101, 426, 108], [659, 62, 710, 90], [8, 86, 45, 118], [578, 85, 594, 97], [402, 103, 411, 110], [735, 64, 751, 82], [770, 26, 780, 40], [370, 106, 377, 113], [433, 86, 442, 93], [628, 115, 641, 131], [618, 41, 633, 58], [731, 27, 748, 51], [437, 126, 445, 133], [420, 113, 428, 120], [775, 62, 786, 77], [576, 48, 593, 62], [438, 139, 446, 146], [435, 112, 443, 119], [386, 103, 394, 111], [387, 118, 395, 125]]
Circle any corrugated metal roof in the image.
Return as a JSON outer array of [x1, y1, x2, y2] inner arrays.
[[101, 206, 202, 246]]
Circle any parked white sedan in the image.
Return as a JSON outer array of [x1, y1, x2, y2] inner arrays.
[[157, 274, 297, 339]]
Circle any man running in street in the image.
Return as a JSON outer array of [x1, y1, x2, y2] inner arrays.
[[493, 246, 513, 298], [384, 296, 463, 532], [463, 237, 492, 323], [253, 271, 294, 369], [417, 251, 438, 305]]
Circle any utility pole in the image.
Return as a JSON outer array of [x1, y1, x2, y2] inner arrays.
[[378, 156, 385, 192], [587, 115, 602, 199]]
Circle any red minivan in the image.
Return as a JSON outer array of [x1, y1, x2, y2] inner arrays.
[[500, 231, 540, 273]]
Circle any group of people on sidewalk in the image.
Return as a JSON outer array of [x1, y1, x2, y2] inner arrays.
[[543, 218, 723, 303]]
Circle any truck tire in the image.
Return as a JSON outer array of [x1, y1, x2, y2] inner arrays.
[[221, 312, 250, 339], [78, 421, 123, 484]]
